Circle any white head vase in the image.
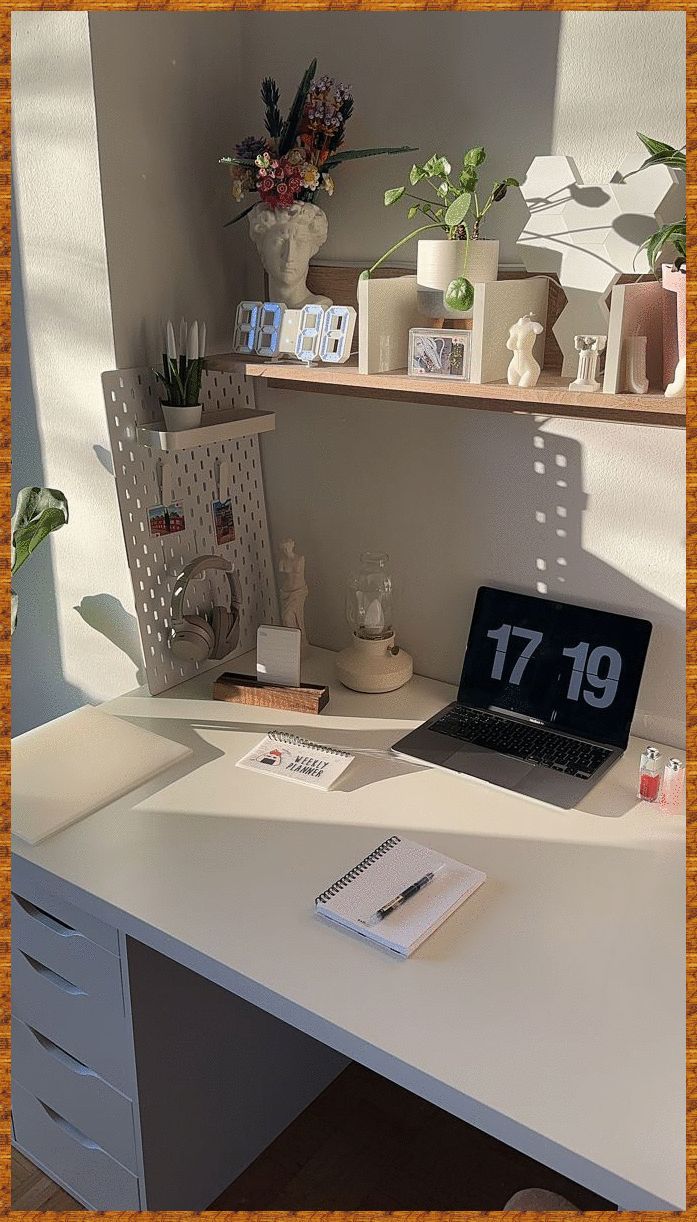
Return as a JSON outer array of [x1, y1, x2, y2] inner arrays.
[[248, 202, 332, 309]]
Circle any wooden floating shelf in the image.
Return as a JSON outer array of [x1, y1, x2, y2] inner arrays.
[[137, 407, 276, 452], [206, 355, 684, 430]]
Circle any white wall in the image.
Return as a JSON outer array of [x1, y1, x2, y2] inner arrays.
[[89, 12, 247, 368], [11, 13, 139, 735], [233, 11, 564, 268], [242, 10, 686, 746], [12, 11, 686, 746]]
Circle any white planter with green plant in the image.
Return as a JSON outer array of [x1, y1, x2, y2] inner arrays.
[[362, 149, 519, 318], [635, 133, 686, 398], [155, 320, 206, 431]]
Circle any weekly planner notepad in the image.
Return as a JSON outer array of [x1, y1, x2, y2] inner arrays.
[[314, 835, 486, 956], [237, 731, 354, 790]]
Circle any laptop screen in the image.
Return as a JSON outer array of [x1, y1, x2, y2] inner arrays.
[[458, 587, 652, 749]]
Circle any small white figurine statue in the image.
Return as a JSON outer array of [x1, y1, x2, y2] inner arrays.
[[624, 335, 649, 395], [277, 538, 309, 644], [665, 355, 686, 399], [248, 202, 332, 310], [506, 313, 544, 388], [570, 334, 607, 392]]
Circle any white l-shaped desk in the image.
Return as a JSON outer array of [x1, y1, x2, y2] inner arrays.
[[11, 648, 685, 1210]]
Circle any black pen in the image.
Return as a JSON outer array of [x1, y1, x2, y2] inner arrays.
[[367, 869, 440, 925]]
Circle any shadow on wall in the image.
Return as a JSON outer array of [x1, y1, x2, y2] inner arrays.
[[11, 187, 141, 735], [11, 194, 86, 736], [74, 595, 145, 688], [260, 394, 684, 748]]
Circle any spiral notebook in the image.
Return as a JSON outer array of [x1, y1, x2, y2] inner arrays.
[[315, 835, 487, 956], [236, 731, 354, 790]]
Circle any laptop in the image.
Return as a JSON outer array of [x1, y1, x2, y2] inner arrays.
[[392, 586, 652, 809]]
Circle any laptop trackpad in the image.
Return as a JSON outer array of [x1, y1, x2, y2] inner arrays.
[[448, 744, 532, 786]]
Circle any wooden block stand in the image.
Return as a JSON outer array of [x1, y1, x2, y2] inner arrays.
[[213, 672, 330, 714]]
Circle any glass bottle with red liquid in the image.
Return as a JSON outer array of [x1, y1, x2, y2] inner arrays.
[[638, 746, 662, 802]]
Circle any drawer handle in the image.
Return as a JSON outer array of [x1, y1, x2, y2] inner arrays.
[[27, 1026, 97, 1077], [13, 894, 80, 938], [20, 952, 86, 996], [39, 1100, 101, 1150]]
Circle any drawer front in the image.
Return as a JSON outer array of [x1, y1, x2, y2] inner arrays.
[[11, 862, 120, 954], [12, 893, 124, 1006], [12, 1082, 140, 1210], [12, 949, 131, 1094], [13, 1017, 137, 1173]]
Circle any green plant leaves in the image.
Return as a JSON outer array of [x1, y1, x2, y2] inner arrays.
[[494, 176, 521, 198], [324, 145, 415, 169], [223, 203, 255, 228], [444, 192, 472, 228], [643, 219, 687, 270], [444, 276, 475, 312], [463, 146, 486, 167], [278, 58, 317, 156], [642, 150, 686, 171], [261, 76, 282, 138], [384, 186, 406, 206], [410, 163, 427, 185], [11, 487, 69, 578], [407, 205, 419, 219], [423, 154, 451, 178], [637, 132, 686, 172], [459, 167, 478, 191]]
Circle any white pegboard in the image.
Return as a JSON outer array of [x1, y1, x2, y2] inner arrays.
[[102, 365, 279, 695]]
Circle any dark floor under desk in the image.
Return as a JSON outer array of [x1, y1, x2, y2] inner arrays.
[[13, 1062, 617, 1211]]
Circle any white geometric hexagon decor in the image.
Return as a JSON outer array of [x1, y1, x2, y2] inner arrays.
[[517, 152, 678, 376]]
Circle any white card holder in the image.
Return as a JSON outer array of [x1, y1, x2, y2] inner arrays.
[[256, 625, 301, 687]]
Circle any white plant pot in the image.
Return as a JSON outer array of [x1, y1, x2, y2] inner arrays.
[[161, 403, 202, 431], [417, 238, 499, 319]]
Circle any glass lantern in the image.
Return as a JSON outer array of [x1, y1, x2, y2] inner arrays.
[[346, 551, 393, 640]]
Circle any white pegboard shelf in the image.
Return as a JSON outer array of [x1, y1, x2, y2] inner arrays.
[[102, 364, 279, 695], [137, 407, 276, 452]]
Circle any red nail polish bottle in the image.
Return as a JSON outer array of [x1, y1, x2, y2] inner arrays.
[[638, 746, 662, 802]]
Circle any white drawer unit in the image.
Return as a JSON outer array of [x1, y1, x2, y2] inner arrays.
[[10, 868, 120, 955], [12, 892, 125, 1007], [12, 1017, 137, 1173], [12, 945, 131, 1095], [12, 1083, 140, 1210], [11, 889, 132, 1094]]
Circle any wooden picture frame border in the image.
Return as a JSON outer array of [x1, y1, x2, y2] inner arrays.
[[2, 3, 692, 1219]]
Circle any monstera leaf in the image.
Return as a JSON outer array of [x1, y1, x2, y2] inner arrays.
[[11, 486, 69, 632]]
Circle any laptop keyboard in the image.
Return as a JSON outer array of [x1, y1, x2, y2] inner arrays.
[[431, 706, 612, 779]]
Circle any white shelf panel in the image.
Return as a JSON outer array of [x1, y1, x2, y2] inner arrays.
[[137, 408, 276, 452]]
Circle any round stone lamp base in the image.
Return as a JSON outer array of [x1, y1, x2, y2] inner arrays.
[[336, 633, 413, 694]]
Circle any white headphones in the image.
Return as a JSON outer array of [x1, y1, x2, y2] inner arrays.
[[169, 555, 242, 662]]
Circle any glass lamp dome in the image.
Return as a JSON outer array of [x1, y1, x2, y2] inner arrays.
[[346, 551, 393, 640]]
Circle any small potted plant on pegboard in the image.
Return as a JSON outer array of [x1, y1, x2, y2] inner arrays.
[[155, 320, 206, 431]]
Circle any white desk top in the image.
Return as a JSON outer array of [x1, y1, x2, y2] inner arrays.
[[12, 648, 685, 1209]]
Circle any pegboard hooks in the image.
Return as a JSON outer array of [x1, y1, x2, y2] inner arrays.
[[215, 458, 230, 503], [157, 458, 174, 507]]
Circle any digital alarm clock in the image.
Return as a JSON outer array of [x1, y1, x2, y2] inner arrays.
[[233, 301, 356, 365]]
